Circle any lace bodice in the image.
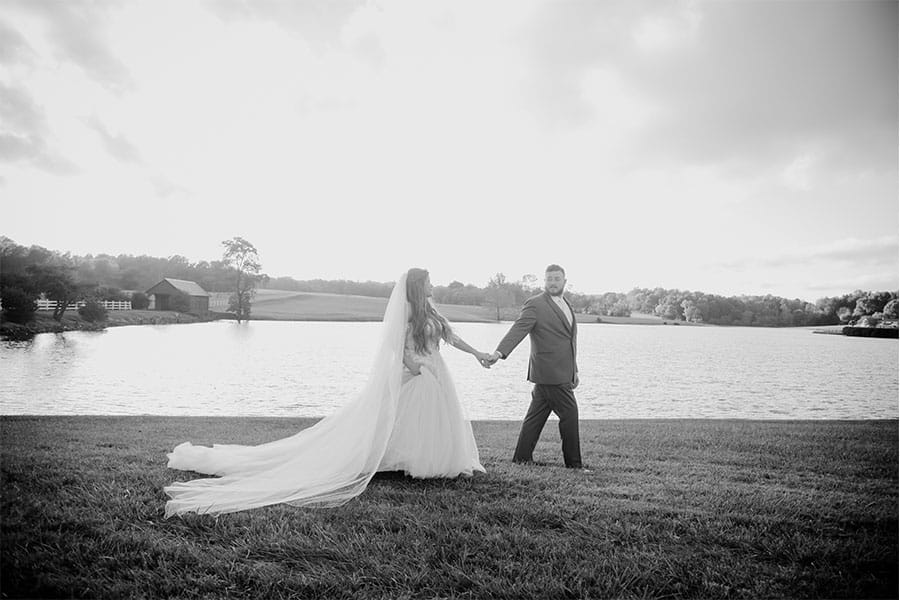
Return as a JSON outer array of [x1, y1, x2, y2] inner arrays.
[[403, 318, 459, 371]]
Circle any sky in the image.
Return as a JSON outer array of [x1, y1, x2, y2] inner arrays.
[[1, 0, 897, 301]]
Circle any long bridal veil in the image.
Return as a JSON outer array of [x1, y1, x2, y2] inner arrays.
[[164, 273, 409, 517]]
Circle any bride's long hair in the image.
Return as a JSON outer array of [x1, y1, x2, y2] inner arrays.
[[406, 267, 452, 355]]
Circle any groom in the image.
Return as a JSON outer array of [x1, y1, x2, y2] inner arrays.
[[484, 264, 587, 471]]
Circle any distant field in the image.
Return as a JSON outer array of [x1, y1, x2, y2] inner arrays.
[[213, 290, 499, 322], [211, 290, 679, 325]]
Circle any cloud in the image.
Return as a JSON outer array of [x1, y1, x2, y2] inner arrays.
[[637, 1, 897, 169], [82, 116, 142, 163], [515, 0, 898, 175], [514, 0, 644, 129], [0, 3, 133, 173], [0, 83, 45, 137], [0, 83, 80, 174], [11, 0, 134, 92], [149, 174, 188, 198], [0, 133, 38, 161], [782, 153, 817, 192], [205, 0, 365, 48], [805, 274, 899, 294], [715, 236, 900, 271], [0, 19, 36, 65], [32, 153, 81, 176]]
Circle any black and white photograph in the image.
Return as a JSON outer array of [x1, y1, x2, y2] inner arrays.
[[1, 0, 897, 598]]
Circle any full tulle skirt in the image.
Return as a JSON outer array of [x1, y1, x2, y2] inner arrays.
[[380, 354, 484, 478]]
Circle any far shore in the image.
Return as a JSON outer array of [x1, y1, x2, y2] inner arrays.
[[1, 290, 705, 339], [9, 289, 886, 339]]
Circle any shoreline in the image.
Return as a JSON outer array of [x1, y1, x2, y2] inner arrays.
[[3, 308, 891, 341], [2, 414, 897, 423], [0, 309, 228, 340]]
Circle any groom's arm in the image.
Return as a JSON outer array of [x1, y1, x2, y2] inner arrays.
[[495, 300, 537, 359]]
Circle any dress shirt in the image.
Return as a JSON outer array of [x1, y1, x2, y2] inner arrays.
[[552, 294, 573, 326]]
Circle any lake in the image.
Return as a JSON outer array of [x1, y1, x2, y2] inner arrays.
[[0, 321, 896, 420]]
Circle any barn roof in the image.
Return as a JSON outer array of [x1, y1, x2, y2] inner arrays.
[[146, 278, 210, 297]]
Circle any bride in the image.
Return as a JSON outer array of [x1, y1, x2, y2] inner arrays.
[[164, 268, 489, 517]]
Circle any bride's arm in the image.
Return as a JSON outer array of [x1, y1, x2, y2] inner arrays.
[[447, 330, 491, 363]]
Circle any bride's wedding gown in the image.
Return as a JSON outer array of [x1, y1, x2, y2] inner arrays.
[[380, 323, 484, 478], [164, 273, 483, 517]]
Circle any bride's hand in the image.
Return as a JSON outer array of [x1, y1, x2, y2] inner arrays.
[[476, 352, 493, 369]]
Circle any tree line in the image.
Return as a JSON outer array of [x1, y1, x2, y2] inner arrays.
[[576, 287, 898, 327], [435, 275, 897, 327], [1, 237, 896, 327], [0, 237, 262, 324]]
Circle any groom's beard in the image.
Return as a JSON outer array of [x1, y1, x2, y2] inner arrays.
[[545, 287, 565, 296]]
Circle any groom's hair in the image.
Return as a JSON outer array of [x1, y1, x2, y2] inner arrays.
[[545, 264, 565, 277]]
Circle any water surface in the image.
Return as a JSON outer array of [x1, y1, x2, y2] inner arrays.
[[1, 321, 896, 419]]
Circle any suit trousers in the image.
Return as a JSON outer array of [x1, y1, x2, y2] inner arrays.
[[513, 383, 583, 468]]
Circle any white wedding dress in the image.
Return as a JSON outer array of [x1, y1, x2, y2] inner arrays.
[[164, 273, 483, 517], [379, 321, 484, 478]]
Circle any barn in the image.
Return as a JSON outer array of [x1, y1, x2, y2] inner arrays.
[[145, 278, 210, 316]]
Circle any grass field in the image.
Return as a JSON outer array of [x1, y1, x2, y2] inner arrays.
[[1, 417, 896, 599], [246, 291, 506, 322], [215, 290, 677, 325]]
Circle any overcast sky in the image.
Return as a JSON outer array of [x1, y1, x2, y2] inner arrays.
[[1, 0, 897, 300]]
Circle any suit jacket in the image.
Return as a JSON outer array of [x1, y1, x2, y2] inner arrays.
[[496, 291, 578, 385]]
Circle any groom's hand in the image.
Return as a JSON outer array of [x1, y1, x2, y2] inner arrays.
[[483, 351, 501, 366]]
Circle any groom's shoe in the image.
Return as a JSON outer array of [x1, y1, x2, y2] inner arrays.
[[513, 459, 548, 467], [567, 464, 592, 473]]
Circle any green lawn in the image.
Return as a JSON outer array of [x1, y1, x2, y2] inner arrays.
[[1, 417, 896, 599], [224, 290, 673, 324], [246, 292, 503, 322]]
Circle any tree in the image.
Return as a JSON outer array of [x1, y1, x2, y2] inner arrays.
[[682, 299, 703, 323], [882, 299, 898, 323], [853, 291, 895, 318], [655, 294, 684, 320], [222, 237, 263, 323], [30, 265, 77, 321], [485, 273, 515, 321], [519, 274, 539, 295], [837, 306, 853, 323], [1, 286, 38, 323]]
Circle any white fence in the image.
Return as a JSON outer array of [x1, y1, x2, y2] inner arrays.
[[36, 299, 132, 311]]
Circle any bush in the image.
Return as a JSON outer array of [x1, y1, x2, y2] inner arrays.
[[883, 299, 898, 321], [1, 287, 39, 323], [78, 300, 108, 323], [854, 314, 881, 328], [96, 286, 128, 301], [131, 292, 150, 310]]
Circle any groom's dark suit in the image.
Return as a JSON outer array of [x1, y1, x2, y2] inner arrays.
[[496, 291, 583, 468]]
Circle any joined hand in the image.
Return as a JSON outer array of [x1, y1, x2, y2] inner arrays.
[[477, 351, 500, 369]]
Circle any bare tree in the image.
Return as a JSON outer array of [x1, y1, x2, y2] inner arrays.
[[486, 273, 515, 321]]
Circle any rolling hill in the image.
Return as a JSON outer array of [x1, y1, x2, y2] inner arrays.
[[210, 290, 673, 325]]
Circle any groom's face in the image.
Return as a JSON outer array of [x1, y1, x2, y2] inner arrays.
[[544, 270, 566, 296]]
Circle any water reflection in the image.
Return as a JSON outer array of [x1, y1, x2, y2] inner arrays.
[[1, 321, 897, 419]]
